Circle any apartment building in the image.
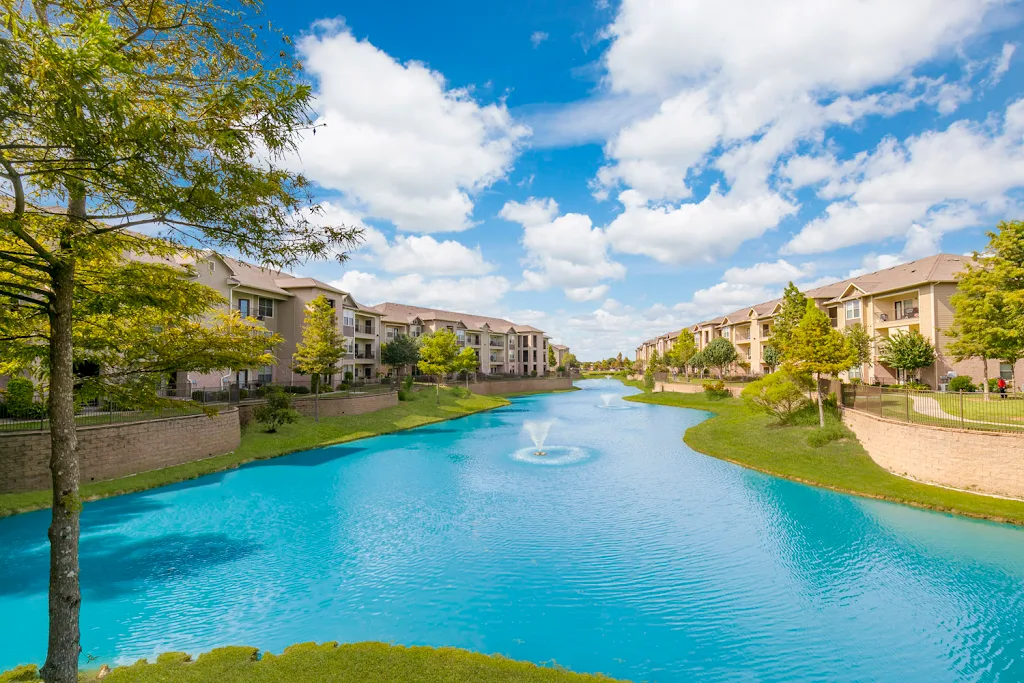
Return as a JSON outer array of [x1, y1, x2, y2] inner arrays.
[[551, 344, 571, 369], [176, 253, 384, 391], [369, 303, 549, 376], [637, 254, 1024, 388]]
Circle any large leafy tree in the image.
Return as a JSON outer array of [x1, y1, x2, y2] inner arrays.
[[703, 338, 738, 379], [292, 296, 346, 422], [417, 329, 459, 404], [772, 282, 808, 360], [453, 346, 479, 387], [547, 345, 556, 368], [786, 301, 855, 428], [380, 334, 420, 383], [843, 323, 872, 374], [762, 344, 782, 374], [948, 221, 1024, 400], [876, 330, 936, 385], [0, 2, 362, 678], [670, 334, 698, 380]]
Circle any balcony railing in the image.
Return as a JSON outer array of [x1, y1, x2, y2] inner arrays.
[[489, 340, 503, 347], [355, 351, 375, 360]]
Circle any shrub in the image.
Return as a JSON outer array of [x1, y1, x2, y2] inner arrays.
[[283, 385, 311, 395], [252, 387, 300, 433], [530, 370, 538, 377], [702, 380, 730, 399], [822, 391, 838, 410], [402, 375, 414, 392], [807, 422, 848, 447], [948, 376, 975, 392], [642, 367, 656, 393], [2, 378, 45, 419], [238, 389, 249, 401], [344, 371, 354, 382], [397, 389, 411, 401], [988, 378, 1002, 393], [451, 386, 471, 399], [338, 383, 350, 391], [741, 372, 810, 422]]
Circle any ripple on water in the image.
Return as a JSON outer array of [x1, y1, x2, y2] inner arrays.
[[510, 445, 594, 466]]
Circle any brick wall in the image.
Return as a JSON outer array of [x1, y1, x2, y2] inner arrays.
[[469, 377, 574, 396], [237, 391, 398, 424], [0, 408, 240, 494], [843, 409, 1024, 500]]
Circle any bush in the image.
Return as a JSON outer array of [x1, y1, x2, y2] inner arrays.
[[948, 375, 975, 392], [451, 386, 471, 399], [338, 383, 350, 391], [822, 391, 838, 410], [807, 422, 848, 447], [402, 375, 414, 392], [530, 370, 538, 377], [741, 372, 810, 422], [344, 371, 354, 382], [2, 378, 45, 419], [283, 385, 311, 395], [907, 381, 931, 391], [702, 380, 730, 399], [397, 389, 410, 401], [988, 378, 1002, 393], [252, 387, 300, 433]]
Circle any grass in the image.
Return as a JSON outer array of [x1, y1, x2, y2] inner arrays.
[[1, 642, 622, 683], [623, 388, 1024, 526], [0, 388, 509, 518]]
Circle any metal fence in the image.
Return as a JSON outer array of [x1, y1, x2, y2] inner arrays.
[[827, 380, 1024, 433], [0, 396, 208, 433]]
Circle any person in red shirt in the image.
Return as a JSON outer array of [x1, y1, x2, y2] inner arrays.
[[997, 377, 1007, 398]]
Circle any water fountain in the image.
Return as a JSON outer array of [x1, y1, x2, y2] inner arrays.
[[513, 420, 593, 465], [601, 393, 615, 408], [523, 419, 553, 456]]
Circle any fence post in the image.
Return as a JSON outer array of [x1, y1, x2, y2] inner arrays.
[[905, 385, 911, 423]]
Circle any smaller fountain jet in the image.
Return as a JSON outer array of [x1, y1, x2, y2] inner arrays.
[[600, 393, 616, 408], [523, 419, 554, 456]]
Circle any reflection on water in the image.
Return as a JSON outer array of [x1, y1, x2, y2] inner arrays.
[[1, 378, 1023, 682]]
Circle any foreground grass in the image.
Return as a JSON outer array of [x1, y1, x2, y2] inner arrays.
[[625, 390, 1024, 525], [0, 642, 622, 683], [0, 388, 508, 517]]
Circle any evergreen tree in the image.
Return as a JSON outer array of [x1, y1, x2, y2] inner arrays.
[[292, 296, 347, 422], [547, 345, 556, 367], [772, 282, 808, 360], [787, 301, 855, 428]]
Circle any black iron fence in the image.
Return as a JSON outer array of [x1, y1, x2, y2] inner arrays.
[[823, 380, 1024, 433]]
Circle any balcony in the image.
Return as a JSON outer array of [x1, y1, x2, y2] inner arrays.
[[489, 340, 504, 347], [355, 325, 375, 337], [354, 351, 375, 360], [342, 324, 355, 338]]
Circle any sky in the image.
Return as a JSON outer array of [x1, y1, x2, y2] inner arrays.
[[262, 0, 1024, 360]]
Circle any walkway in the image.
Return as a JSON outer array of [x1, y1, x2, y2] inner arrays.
[[909, 395, 1011, 428]]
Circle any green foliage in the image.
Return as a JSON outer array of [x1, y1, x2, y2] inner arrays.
[[452, 347, 479, 379], [703, 338, 738, 378], [548, 346, 556, 366], [397, 390, 410, 401], [772, 282, 809, 360], [642, 366, 656, 393], [380, 334, 421, 377], [292, 296, 346, 383], [417, 330, 459, 378], [762, 344, 782, 373], [450, 386, 471, 399], [988, 378, 1003, 393], [741, 372, 810, 422], [843, 323, 872, 369], [252, 388, 299, 434], [702, 380, 730, 399], [1, 378, 44, 419], [689, 350, 707, 377], [402, 375, 414, 392], [648, 349, 663, 371], [948, 376, 976, 392], [807, 422, 848, 448], [876, 330, 936, 380], [787, 301, 855, 427], [563, 353, 579, 370]]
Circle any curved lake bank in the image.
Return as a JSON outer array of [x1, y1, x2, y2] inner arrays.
[[2, 379, 1023, 681]]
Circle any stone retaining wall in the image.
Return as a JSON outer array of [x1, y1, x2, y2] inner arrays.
[[843, 409, 1024, 500], [237, 391, 397, 425], [469, 377, 574, 396], [0, 408, 240, 494], [654, 381, 743, 397]]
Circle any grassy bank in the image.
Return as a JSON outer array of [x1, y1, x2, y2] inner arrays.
[[624, 390, 1024, 525], [1, 642, 622, 683], [0, 388, 508, 518]]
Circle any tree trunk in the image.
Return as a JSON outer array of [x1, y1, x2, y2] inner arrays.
[[41, 225, 81, 683], [314, 376, 320, 423], [435, 379, 440, 405], [982, 357, 990, 402], [816, 372, 825, 429]]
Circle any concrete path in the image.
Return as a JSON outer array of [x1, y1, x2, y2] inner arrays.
[[909, 395, 1013, 427]]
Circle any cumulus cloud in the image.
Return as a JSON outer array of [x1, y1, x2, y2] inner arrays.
[[784, 100, 1024, 254], [530, 31, 549, 48], [332, 271, 511, 312], [290, 20, 529, 233], [499, 198, 626, 298], [721, 259, 813, 286]]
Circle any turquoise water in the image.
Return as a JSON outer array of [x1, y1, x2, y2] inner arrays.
[[2, 379, 1024, 681]]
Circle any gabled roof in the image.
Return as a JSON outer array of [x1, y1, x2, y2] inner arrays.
[[367, 302, 537, 335], [219, 256, 296, 297]]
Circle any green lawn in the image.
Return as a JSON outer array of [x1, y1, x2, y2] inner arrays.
[[1, 642, 622, 683], [624, 389, 1024, 526], [0, 388, 509, 517]]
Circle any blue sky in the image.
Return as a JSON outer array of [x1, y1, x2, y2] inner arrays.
[[264, 0, 1024, 359]]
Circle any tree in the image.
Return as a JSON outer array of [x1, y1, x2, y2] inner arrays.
[[689, 350, 707, 379], [380, 334, 420, 383], [786, 301, 855, 428], [648, 349, 662, 372], [253, 387, 300, 433], [741, 372, 811, 422], [703, 338, 738, 379], [643, 364, 656, 392], [948, 221, 1024, 400], [671, 335, 698, 380], [292, 296, 347, 423], [843, 323, 872, 374], [876, 330, 936, 385], [418, 329, 459, 403], [762, 344, 782, 374], [453, 346, 479, 388], [772, 282, 808, 360], [1, 1, 364, 677], [564, 353, 579, 372], [547, 345, 556, 368], [616, 351, 624, 368]]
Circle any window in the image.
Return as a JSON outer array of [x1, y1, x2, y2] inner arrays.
[[845, 300, 861, 321], [342, 310, 355, 328], [346, 339, 355, 354], [257, 297, 274, 318], [386, 327, 396, 341], [257, 366, 273, 384], [704, 331, 709, 343], [532, 335, 538, 346], [326, 298, 336, 309], [533, 350, 537, 362], [411, 325, 421, 337], [1001, 363, 1013, 380], [895, 299, 918, 320], [762, 323, 770, 337], [721, 328, 730, 339], [849, 365, 862, 380], [456, 329, 466, 344], [237, 298, 250, 318]]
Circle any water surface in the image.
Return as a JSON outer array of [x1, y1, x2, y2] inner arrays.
[[2, 379, 1023, 681]]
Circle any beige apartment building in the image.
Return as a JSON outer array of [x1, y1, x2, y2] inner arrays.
[[637, 254, 1024, 388], [551, 344, 571, 369], [369, 302, 549, 377]]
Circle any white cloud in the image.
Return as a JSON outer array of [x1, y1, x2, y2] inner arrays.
[[291, 20, 529, 233], [332, 270, 511, 312], [499, 198, 626, 297], [530, 31, 549, 48], [357, 228, 494, 276], [722, 259, 813, 286], [785, 101, 1024, 254]]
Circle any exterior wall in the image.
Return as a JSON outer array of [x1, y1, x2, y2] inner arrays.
[[470, 377, 573, 395], [0, 409, 241, 494], [843, 409, 1024, 500], [237, 391, 397, 424]]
